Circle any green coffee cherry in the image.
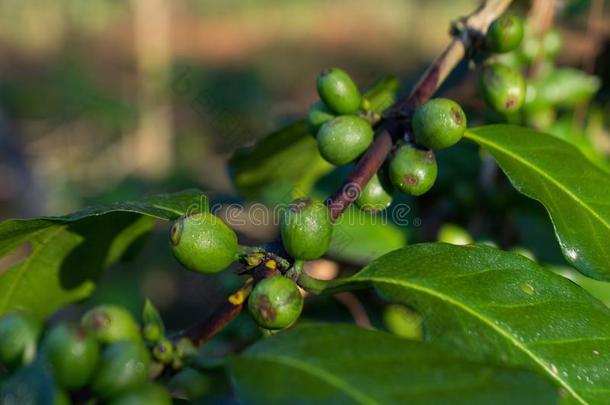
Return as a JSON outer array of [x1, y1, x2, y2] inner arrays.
[[169, 368, 211, 400], [412, 98, 466, 149], [356, 170, 393, 212], [479, 63, 526, 114], [389, 144, 438, 196], [248, 276, 303, 330], [316, 68, 362, 114], [82, 305, 141, 344], [0, 312, 41, 370], [280, 198, 333, 260], [108, 383, 171, 405], [169, 212, 238, 273], [92, 341, 151, 399], [307, 101, 335, 134], [486, 15, 524, 53], [42, 324, 100, 389], [317, 116, 373, 165], [437, 224, 473, 245], [152, 339, 173, 364]]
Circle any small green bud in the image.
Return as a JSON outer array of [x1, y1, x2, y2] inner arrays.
[[486, 15, 524, 53], [174, 337, 197, 358], [142, 299, 164, 344], [168, 368, 211, 400], [0, 312, 41, 370], [280, 199, 333, 260], [92, 341, 151, 399], [316, 67, 362, 114], [108, 383, 171, 405], [82, 304, 141, 344], [152, 339, 174, 364], [42, 324, 100, 389], [142, 324, 162, 343], [169, 212, 238, 273], [389, 144, 437, 196], [479, 63, 526, 114], [248, 276, 303, 330], [307, 101, 335, 134], [412, 98, 466, 149], [317, 115, 373, 165], [356, 169, 393, 212]]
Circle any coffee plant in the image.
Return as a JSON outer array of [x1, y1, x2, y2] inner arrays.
[[1, 0, 609, 404]]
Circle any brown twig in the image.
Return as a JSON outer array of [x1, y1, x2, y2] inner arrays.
[[181, 277, 254, 346], [184, 0, 514, 346]]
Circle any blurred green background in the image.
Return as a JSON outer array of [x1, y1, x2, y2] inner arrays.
[[0, 0, 609, 365]]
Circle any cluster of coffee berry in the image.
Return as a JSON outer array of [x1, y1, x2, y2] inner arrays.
[[309, 68, 467, 207], [480, 15, 527, 115], [0, 304, 209, 403]]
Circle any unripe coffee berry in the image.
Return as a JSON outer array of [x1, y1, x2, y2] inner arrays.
[[42, 324, 100, 389], [479, 63, 526, 114], [389, 144, 437, 196], [82, 304, 141, 344], [317, 116, 373, 165], [169, 212, 238, 273], [92, 341, 151, 399], [356, 170, 393, 212], [280, 198, 332, 260], [307, 101, 335, 134], [109, 383, 171, 405], [316, 68, 361, 114], [248, 276, 303, 330], [0, 312, 40, 370], [412, 98, 466, 149], [152, 338, 174, 364], [486, 15, 524, 53]]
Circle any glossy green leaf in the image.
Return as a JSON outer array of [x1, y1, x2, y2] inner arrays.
[[342, 243, 610, 404], [229, 324, 557, 405], [465, 125, 610, 280], [328, 206, 407, 265], [0, 189, 207, 319], [229, 76, 400, 204]]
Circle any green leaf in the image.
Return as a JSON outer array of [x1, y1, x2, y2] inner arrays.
[[229, 324, 557, 405], [344, 243, 610, 404], [229, 76, 401, 204], [465, 125, 610, 280], [229, 121, 333, 204], [328, 206, 407, 265], [526, 68, 600, 110], [0, 189, 206, 320]]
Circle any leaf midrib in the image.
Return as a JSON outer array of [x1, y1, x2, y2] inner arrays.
[[242, 354, 378, 405], [358, 274, 587, 405], [465, 130, 610, 232]]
